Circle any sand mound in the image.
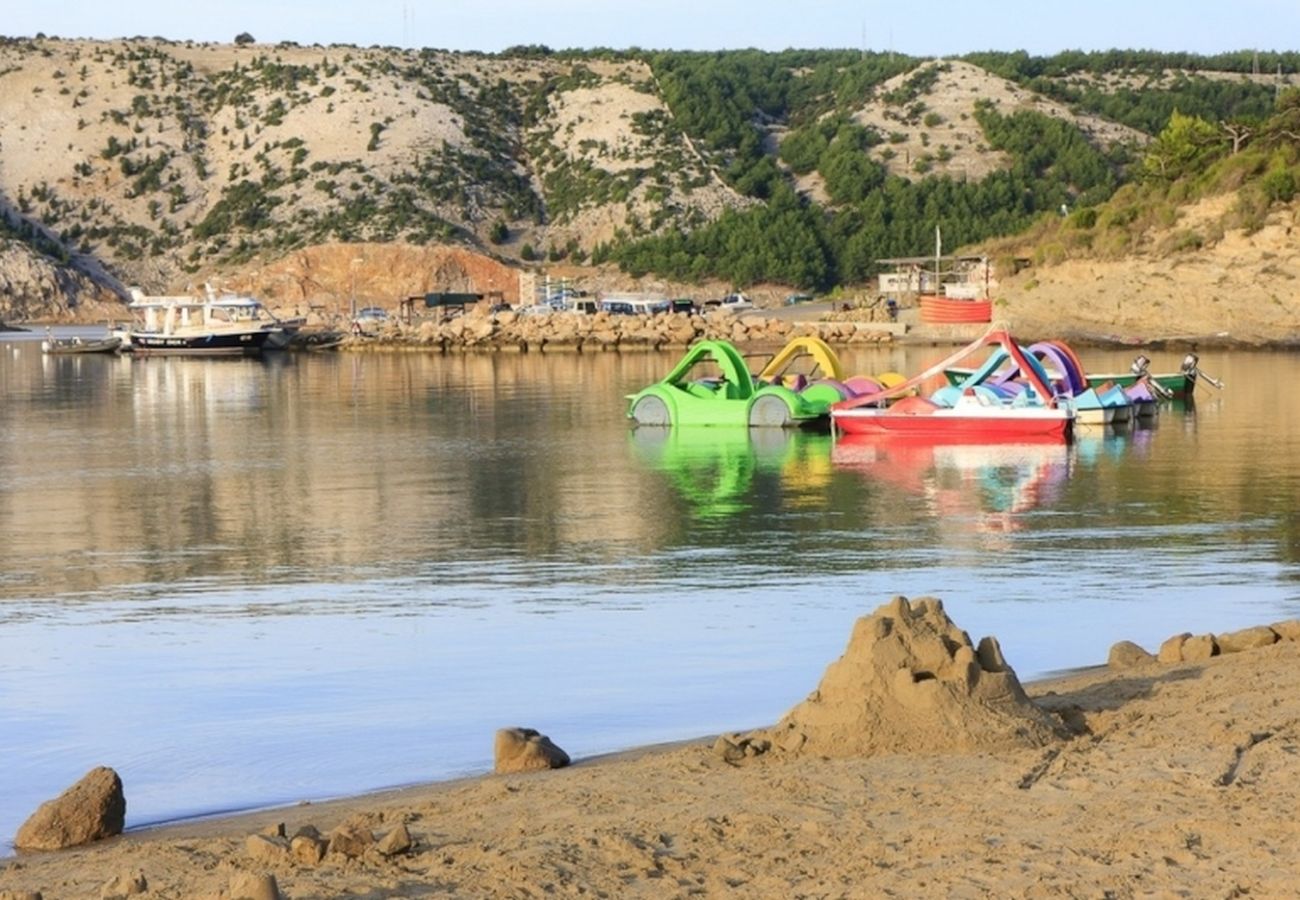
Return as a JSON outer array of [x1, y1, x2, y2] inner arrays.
[[755, 596, 1064, 758]]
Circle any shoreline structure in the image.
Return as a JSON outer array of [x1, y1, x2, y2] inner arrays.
[[5, 599, 1300, 897]]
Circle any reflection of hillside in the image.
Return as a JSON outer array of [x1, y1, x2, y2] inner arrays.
[[6, 346, 1300, 601], [1, 349, 683, 599]]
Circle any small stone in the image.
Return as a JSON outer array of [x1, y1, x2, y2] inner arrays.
[[713, 734, 744, 763], [377, 823, 413, 857], [244, 834, 288, 865], [1108, 640, 1155, 669], [289, 834, 326, 866], [14, 766, 126, 851], [291, 824, 322, 841], [1216, 626, 1278, 654], [228, 872, 281, 900], [494, 727, 570, 774], [327, 822, 374, 859], [1181, 634, 1218, 662], [99, 871, 146, 899], [1157, 633, 1192, 664]]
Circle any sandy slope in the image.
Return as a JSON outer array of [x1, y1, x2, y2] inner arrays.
[[4, 625, 1300, 899]]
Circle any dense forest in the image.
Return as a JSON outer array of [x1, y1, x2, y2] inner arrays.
[[595, 48, 1295, 290]]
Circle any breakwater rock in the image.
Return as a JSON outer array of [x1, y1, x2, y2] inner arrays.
[[344, 308, 894, 352]]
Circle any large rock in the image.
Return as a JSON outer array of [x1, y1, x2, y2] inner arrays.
[[1108, 640, 1154, 669], [1157, 632, 1192, 664], [753, 596, 1063, 759], [327, 822, 374, 859], [1181, 633, 1218, 662], [494, 727, 571, 774], [1216, 626, 1278, 654], [14, 766, 125, 851], [1269, 619, 1300, 642]]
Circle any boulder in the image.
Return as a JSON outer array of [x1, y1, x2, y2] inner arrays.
[[377, 823, 413, 856], [1181, 633, 1218, 662], [1108, 640, 1155, 669], [290, 833, 327, 865], [1269, 619, 1300, 642], [1157, 632, 1192, 664], [244, 834, 289, 865], [1216, 626, 1278, 654], [749, 596, 1063, 759], [14, 767, 125, 851], [494, 727, 571, 774], [327, 822, 374, 859]]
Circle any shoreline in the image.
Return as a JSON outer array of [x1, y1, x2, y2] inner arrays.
[[6, 626, 1300, 897]]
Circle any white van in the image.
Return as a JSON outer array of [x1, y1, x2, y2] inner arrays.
[[600, 296, 670, 315], [566, 298, 598, 314]]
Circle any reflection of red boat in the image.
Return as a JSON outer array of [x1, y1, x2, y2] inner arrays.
[[832, 435, 1072, 529], [830, 329, 1074, 442]]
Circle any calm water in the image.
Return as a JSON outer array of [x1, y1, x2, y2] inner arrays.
[[2, 330, 1298, 849]]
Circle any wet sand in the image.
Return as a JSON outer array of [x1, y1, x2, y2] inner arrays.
[[4, 620, 1300, 899]]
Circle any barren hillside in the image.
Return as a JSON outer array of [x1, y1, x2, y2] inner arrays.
[[850, 60, 1148, 182]]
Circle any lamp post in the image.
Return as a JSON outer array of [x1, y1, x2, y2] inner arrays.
[[349, 256, 363, 321]]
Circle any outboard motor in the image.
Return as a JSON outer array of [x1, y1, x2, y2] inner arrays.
[[1130, 354, 1151, 377], [1182, 351, 1224, 389]]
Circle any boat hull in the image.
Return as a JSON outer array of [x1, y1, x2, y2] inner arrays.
[[945, 367, 1195, 400], [126, 330, 272, 356], [41, 337, 122, 355], [1086, 372, 1192, 399], [832, 407, 1073, 442]]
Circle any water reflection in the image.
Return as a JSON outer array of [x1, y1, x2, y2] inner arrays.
[[5, 340, 1300, 852], [628, 426, 833, 520], [833, 435, 1073, 534]]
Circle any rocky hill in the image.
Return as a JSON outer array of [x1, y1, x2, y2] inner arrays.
[[0, 38, 1294, 323]]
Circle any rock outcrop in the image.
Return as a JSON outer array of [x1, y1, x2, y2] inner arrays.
[[0, 242, 124, 323], [14, 766, 126, 851], [494, 727, 571, 774]]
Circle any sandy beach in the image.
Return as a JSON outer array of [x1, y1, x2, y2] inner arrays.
[[4, 597, 1300, 899]]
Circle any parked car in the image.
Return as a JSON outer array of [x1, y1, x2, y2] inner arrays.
[[670, 298, 698, 314], [704, 292, 753, 311], [351, 306, 390, 334], [785, 293, 815, 306], [518, 304, 555, 316]]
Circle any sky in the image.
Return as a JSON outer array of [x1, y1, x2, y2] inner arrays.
[[7, 0, 1300, 57]]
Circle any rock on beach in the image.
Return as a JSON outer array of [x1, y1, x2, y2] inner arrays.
[[13, 766, 125, 851]]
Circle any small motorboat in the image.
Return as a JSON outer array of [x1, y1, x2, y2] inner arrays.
[[41, 333, 122, 355]]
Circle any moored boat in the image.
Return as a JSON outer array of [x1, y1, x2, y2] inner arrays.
[[830, 329, 1075, 443], [41, 334, 122, 355], [123, 287, 283, 357], [833, 392, 1074, 442]]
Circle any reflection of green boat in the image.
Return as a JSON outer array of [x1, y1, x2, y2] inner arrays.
[[630, 426, 832, 519], [627, 340, 824, 427]]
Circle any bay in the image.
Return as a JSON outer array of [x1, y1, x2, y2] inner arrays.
[[1, 330, 1297, 850]]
